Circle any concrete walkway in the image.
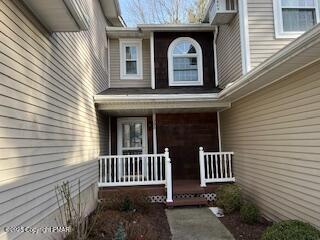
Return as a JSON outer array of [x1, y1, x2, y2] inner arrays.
[[166, 208, 235, 240]]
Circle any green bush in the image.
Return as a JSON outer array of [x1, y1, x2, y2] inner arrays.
[[216, 184, 242, 214], [120, 196, 134, 212], [261, 220, 320, 240], [114, 223, 126, 240], [240, 202, 260, 224]]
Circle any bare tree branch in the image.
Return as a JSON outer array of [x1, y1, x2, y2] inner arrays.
[[124, 0, 192, 25]]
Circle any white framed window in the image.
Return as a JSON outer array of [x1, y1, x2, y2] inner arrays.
[[168, 37, 203, 86], [273, 0, 320, 38], [119, 39, 143, 80]]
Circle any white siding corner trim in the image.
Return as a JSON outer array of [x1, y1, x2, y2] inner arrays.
[[150, 32, 155, 89], [239, 0, 251, 74]]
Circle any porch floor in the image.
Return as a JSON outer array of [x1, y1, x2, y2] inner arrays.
[[98, 180, 224, 199]]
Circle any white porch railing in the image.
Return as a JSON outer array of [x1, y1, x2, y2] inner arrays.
[[98, 148, 173, 203], [199, 147, 235, 187]]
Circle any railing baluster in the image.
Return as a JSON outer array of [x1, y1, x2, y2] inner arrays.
[[160, 156, 163, 181], [142, 156, 145, 182], [133, 156, 136, 181], [151, 156, 154, 181], [205, 155, 209, 179], [117, 157, 119, 182], [220, 154, 223, 179], [210, 154, 214, 179], [215, 154, 218, 179], [105, 158, 107, 183], [228, 154, 232, 178], [108, 157, 111, 183], [146, 156, 149, 181], [137, 156, 139, 181], [206, 155, 209, 179], [155, 156, 158, 181], [122, 157, 124, 183], [223, 154, 228, 178], [113, 157, 115, 182], [126, 157, 131, 182]]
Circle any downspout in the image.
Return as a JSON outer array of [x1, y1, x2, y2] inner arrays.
[[213, 26, 219, 87], [217, 112, 222, 151]]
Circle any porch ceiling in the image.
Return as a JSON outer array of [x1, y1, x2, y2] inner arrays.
[[94, 89, 230, 115]]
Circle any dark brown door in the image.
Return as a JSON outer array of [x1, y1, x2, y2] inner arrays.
[[157, 113, 219, 180]]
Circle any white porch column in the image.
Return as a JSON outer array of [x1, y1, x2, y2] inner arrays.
[[150, 32, 155, 89], [199, 147, 206, 187], [165, 148, 173, 203]]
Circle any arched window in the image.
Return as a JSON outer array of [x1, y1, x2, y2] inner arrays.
[[168, 37, 203, 86]]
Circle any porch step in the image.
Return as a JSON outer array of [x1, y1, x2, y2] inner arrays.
[[166, 197, 208, 208]]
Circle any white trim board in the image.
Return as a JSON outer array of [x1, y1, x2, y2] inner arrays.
[[150, 32, 155, 89], [239, 0, 251, 74]]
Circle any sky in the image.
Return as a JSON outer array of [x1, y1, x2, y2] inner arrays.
[[119, 0, 196, 27]]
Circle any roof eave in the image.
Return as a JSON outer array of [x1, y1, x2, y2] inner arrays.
[[137, 23, 216, 32], [100, 0, 124, 27], [94, 93, 220, 103]]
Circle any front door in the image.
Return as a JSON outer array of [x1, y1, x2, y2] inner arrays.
[[156, 113, 219, 180], [117, 117, 148, 155]]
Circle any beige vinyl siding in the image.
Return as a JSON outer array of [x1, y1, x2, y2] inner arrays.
[[220, 62, 320, 228], [110, 39, 151, 88], [247, 0, 292, 68], [0, 0, 108, 239], [217, 15, 243, 88]]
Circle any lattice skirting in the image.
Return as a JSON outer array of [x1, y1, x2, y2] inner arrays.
[[149, 195, 167, 203], [149, 193, 216, 203]]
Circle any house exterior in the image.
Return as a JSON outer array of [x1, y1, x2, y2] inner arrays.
[[1, 0, 320, 239]]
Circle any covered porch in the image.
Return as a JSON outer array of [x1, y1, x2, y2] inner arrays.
[[94, 89, 235, 205]]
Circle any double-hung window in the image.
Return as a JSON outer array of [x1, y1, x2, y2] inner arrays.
[[274, 0, 320, 38], [120, 39, 143, 79], [168, 37, 203, 86]]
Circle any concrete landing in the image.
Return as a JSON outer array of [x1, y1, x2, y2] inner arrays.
[[166, 208, 235, 240]]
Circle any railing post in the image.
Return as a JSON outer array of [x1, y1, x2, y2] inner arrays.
[[199, 147, 206, 187], [165, 148, 173, 203]]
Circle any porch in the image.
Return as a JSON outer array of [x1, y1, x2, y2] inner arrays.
[[94, 90, 234, 206]]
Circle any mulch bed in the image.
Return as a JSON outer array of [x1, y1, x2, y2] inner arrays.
[[219, 212, 272, 240], [89, 203, 171, 240]]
